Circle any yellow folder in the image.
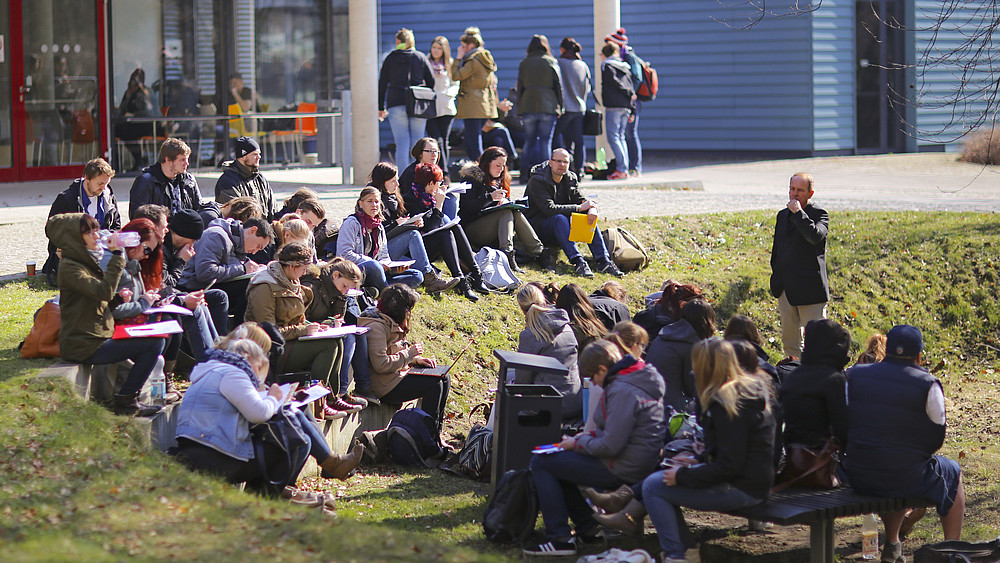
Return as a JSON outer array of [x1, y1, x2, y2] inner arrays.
[[569, 213, 597, 244]]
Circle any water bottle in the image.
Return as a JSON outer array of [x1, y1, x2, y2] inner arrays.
[[99, 229, 141, 248], [596, 147, 607, 170], [149, 355, 166, 406], [861, 513, 878, 559], [581, 379, 591, 423]]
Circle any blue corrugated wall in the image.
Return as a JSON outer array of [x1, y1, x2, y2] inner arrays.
[[811, 0, 856, 152]]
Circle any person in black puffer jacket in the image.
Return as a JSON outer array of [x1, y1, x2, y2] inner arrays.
[[128, 138, 220, 223], [645, 298, 716, 414], [215, 136, 274, 220]]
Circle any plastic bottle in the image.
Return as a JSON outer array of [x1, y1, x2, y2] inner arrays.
[[581, 379, 591, 423], [596, 147, 607, 170], [861, 513, 878, 559], [99, 229, 141, 248], [146, 356, 166, 406]]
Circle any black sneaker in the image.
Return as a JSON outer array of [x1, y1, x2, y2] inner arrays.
[[596, 260, 625, 278], [575, 526, 605, 545], [523, 539, 577, 557], [573, 258, 594, 278]]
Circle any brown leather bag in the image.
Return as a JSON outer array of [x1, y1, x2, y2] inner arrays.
[[19, 300, 61, 359], [772, 437, 841, 492]]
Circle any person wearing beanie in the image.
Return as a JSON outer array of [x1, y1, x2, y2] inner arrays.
[[215, 136, 274, 221], [604, 27, 646, 177], [845, 325, 966, 561]]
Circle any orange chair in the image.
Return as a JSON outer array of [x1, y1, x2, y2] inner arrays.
[[69, 109, 98, 164]]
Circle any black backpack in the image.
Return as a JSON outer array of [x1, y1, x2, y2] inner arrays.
[[482, 469, 538, 544]]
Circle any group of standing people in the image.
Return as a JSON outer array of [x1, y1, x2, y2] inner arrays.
[[377, 26, 648, 182]]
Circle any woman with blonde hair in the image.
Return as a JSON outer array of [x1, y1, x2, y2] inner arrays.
[[524, 336, 665, 557], [379, 28, 435, 168], [515, 283, 582, 419], [426, 36, 458, 164], [641, 339, 775, 562], [451, 26, 499, 160]]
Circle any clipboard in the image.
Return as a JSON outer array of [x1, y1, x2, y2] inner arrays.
[[112, 320, 184, 339], [569, 213, 597, 243]]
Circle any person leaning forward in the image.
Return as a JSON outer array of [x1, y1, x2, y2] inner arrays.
[[769, 172, 829, 359]]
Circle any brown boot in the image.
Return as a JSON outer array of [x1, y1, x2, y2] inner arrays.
[[583, 484, 635, 513], [593, 499, 646, 536], [423, 270, 461, 293], [320, 443, 364, 480]]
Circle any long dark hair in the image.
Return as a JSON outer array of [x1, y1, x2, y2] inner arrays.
[[370, 161, 405, 215], [478, 146, 511, 197], [377, 283, 419, 334], [556, 283, 607, 341], [527, 35, 550, 56]]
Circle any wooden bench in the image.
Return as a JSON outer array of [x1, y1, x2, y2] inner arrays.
[[726, 487, 934, 563]]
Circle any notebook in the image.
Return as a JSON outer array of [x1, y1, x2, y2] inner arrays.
[[569, 212, 597, 243]]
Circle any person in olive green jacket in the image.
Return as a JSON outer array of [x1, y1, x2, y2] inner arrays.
[[451, 26, 499, 161], [45, 213, 165, 416], [515, 35, 563, 181]]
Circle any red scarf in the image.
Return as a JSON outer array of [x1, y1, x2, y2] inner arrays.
[[357, 212, 382, 257]]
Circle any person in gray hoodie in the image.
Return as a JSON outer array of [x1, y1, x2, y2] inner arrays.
[[523, 338, 665, 557], [515, 284, 582, 420], [645, 298, 716, 414]]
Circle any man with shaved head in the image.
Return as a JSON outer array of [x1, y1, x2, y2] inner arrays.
[[525, 148, 623, 278]]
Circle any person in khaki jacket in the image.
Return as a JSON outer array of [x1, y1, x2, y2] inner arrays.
[[358, 283, 451, 446], [245, 242, 362, 419], [451, 26, 499, 161]]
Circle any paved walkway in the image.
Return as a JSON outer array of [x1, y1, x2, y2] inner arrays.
[[1, 153, 997, 277]]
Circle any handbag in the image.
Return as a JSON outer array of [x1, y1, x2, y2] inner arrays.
[[772, 436, 840, 492], [405, 86, 437, 118], [583, 86, 603, 136], [914, 538, 1000, 562], [19, 299, 61, 359], [251, 404, 311, 496]]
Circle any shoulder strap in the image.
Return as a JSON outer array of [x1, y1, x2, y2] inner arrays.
[[385, 426, 431, 468]]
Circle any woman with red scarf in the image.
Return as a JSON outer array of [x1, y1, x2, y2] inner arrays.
[[336, 187, 424, 292], [402, 162, 490, 302]]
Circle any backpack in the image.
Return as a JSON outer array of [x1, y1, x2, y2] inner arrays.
[[385, 407, 444, 468], [19, 299, 61, 359], [913, 537, 1000, 562], [482, 469, 538, 544], [636, 63, 658, 102], [474, 247, 521, 292], [456, 424, 493, 482], [602, 227, 650, 271]]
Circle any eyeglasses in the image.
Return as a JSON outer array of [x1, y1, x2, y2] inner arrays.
[[423, 149, 440, 154]]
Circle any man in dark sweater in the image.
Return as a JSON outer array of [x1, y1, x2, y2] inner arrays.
[[525, 148, 623, 278], [845, 325, 965, 562], [769, 172, 829, 359]]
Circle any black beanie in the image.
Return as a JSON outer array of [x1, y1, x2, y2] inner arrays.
[[234, 136, 261, 159], [169, 209, 204, 240]]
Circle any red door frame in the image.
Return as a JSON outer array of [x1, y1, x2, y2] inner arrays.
[[3, 0, 108, 182]]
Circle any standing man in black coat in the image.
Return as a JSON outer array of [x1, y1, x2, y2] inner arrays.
[[43, 158, 122, 285], [770, 172, 829, 359]]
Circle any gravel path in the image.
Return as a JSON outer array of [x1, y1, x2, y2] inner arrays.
[[2, 153, 997, 277]]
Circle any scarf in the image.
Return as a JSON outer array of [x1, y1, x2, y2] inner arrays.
[[205, 347, 260, 388], [411, 182, 436, 210], [80, 182, 106, 225], [356, 212, 382, 257]]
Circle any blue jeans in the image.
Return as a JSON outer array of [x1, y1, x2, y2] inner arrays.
[[180, 303, 219, 362], [483, 126, 517, 156], [294, 408, 332, 461], [442, 193, 459, 222], [555, 112, 585, 175], [338, 332, 371, 394], [387, 105, 426, 168], [203, 289, 229, 337], [356, 257, 423, 290], [626, 101, 642, 173], [520, 113, 558, 177], [536, 214, 610, 263], [605, 108, 630, 174], [83, 337, 166, 396], [530, 451, 622, 540], [462, 118, 487, 160], [386, 229, 431, 274], [642, 471, 761, 558]]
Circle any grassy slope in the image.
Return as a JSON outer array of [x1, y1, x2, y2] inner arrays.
[[2, 211, 999, 561]]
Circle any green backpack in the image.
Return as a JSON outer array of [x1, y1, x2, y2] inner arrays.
[[602, 227, 650, 271]]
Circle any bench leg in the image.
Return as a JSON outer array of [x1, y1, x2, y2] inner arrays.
[[809, 518, 835, 563]]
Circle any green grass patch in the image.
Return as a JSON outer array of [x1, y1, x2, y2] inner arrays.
[[2, 210, 1000, 560]]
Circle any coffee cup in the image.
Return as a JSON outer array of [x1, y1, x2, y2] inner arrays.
[[26, 261, 36, 276]]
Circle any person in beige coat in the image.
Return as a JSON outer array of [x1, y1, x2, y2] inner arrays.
[[358, 283, 451, 444], [450, 26, 499, 161]]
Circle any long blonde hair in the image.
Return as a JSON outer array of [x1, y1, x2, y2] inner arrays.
[[216, 322, 271, 353], [518, 284, 555, 343], [692, 338, 768, 418]]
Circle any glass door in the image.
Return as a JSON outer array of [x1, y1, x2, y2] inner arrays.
[[6, 0, 106, 181], [0, 0, 15, 180]]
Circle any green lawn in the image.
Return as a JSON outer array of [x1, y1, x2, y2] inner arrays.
[[2, 210, 999, 561]]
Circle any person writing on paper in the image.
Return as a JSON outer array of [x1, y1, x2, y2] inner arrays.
[[245, 242, 359, 419], [177, 216, 274, 328], [358, 284, 451, 447], [525, 148, 624, 278], [301, 257, 379, 407], [523, 337, 665, 557], [370, 161, 460, 294], [174, 333, 363, 490], [404, 162, 491, 302], [458, 146, 543, 272], [337, 187, 424, 292], [515, 284, 583, 420], [45, 213, 165, 416]]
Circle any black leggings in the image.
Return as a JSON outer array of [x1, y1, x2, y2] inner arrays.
[[174, 437, 285, 491], [423, 225, 477, 278], [380, 374, 451, 434]]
